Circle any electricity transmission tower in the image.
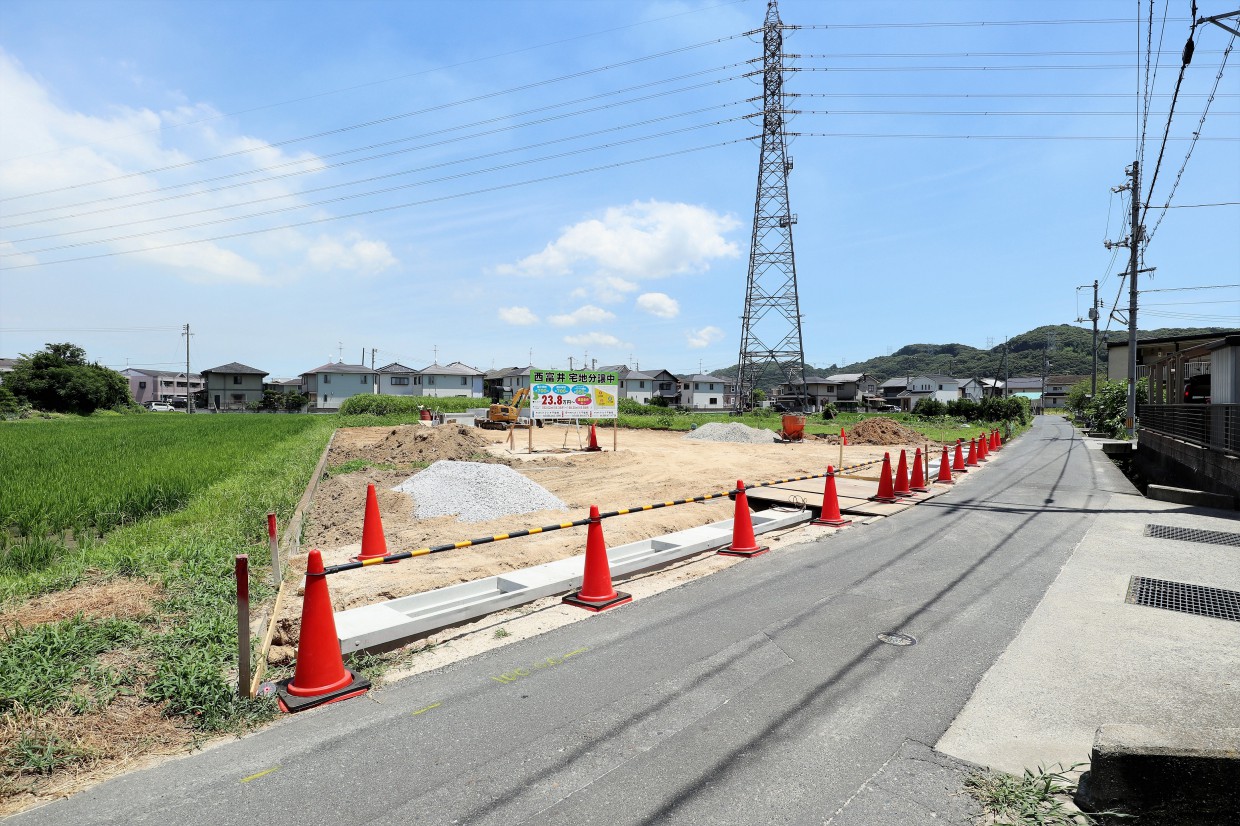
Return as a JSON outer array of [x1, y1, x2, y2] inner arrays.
[[735, 0, 808, 411]]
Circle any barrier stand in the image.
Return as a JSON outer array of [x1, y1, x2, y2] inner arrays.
[[236, 555, 250, 699], [267, 512, 280, 587]]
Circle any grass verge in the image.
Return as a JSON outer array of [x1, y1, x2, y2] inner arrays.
[[965, 764, 1128, 825]]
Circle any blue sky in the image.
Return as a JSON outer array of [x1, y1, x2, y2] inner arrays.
[[1, 0, 1236, 379]]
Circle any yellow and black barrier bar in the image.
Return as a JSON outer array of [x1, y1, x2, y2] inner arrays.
[[322, 457, 883, 575]]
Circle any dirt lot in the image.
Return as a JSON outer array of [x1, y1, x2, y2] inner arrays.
[[268, 422, 939, 661]]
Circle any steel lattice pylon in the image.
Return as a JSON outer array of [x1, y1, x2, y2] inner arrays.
[[735, 0, 807, 412]]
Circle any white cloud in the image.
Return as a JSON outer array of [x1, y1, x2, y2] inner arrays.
[[497, 200, 741, 280], [686, 326, 725, 349], [563, 332, 632, 350], [549, 305, 615, 327], [306, 235, 397, 275], [636, 292, 679, 319], [0, 50, 390, 285], [498, 306, 538, 325]]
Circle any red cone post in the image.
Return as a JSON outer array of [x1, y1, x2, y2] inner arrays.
[[813, 466, 852, 527], [893, 449, 913, 497], [870, 453, 898, 503], [977, 433, 988, 462], [992, 430, 1001, 450], [952, 439, 967, 473], [910, 447, 929, 492], [355, 484, 392, 562], [840, 427, 848, 446], [585, 423, 602, 452], [563, 505, 631, 611], [966, 437, 979, 467], [276, 550, 370, 713], [719, 481, 770, 557], [936, 446, 954, 484]]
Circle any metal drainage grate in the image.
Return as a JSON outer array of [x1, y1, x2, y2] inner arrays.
[[1144, 524, 1240, 548], [1125, 576, 1240, 623], [877, 632, 916, 646]]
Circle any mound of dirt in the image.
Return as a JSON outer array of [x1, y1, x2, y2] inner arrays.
[[330, 424, 493, 466], [845, 417, 925, 445]]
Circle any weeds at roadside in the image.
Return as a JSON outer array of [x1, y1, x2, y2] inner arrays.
[[965, 763, 1129, 825], [494, 627, 510, 639]]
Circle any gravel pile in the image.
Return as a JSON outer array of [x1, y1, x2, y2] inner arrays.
[[683, 422, 777, 444], [393, 460, 568, 523]]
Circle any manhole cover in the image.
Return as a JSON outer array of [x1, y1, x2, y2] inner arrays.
[[1144, 524, 1240, 548], [1125, 576, 1240, 623], [877, 632, 917, 646]]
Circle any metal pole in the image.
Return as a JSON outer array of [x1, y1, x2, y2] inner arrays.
[[1127, 161, 1140, 438], [185, 323, 193, 414], [1091, 280, 1099, 397], [235, 554, 250, 699]]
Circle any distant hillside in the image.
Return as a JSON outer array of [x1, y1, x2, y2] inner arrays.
[[712, 325, 1233, 391]]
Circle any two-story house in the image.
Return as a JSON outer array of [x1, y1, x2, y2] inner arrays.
[[647, 369, 680, 405], [483, 366, 533, 402], [121, 368, 204, 407], [896, 375, 960, 411], [1042, 375, 1088, 412], [201, 362, 268, 411], [378, 362, 422, 397], [418, 361, 484, 398], [959, 377, 1005, 401], [677, 373, 728, 410], [300, 362, 376, 411]]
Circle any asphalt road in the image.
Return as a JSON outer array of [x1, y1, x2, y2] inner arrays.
[[15, 416, 1122, 825]]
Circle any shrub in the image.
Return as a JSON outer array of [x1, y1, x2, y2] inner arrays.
[[913, 398, 947, 417], [820, 402, 839, 420]]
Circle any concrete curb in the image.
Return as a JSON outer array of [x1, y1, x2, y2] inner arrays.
[[1076, 724, 1240, 825]]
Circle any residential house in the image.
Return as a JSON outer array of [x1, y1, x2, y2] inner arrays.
[[300, 362, 376, 412], [879, 377, 908, 406], [645, 369, 680, 405], [266, 378, 304, 396], [121, 368, 204, 407], [822, 373, 879, 409], [1005, 377, 1045, 412], [895, 375, 960, 411], [201, 362, 268, 411], [0, 357, 15, 386], [483, 366, 533, 402], [959, 377, 1005, 401], [418, 361, 484, 398], [1042, 375, 1088, 412], [597, 364, 656, 405], [677, 373, 728, 410], [378, 362, 422, 397], [1106, 330, 1239, 382]]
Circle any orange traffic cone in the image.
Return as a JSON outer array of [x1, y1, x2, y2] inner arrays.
[[719, 481, 770, 557], [952, 439, 967, 473], [893, 449, 913, 497], [585, 423, 602, 452], [992, 430, 1001, 450], [563, 505, 631, 611], [936, 446, 954, 484], [910, 447, 929, 492], [277, 549, 370, 713], [966, 437, 979, 467], [977, 433, 988, 462], [355, 484, 391, 562], [870, 453, 898, 503], [813, 466, 852, 527], [996, 430, 1004, 449], [840, 427, 848, 446]]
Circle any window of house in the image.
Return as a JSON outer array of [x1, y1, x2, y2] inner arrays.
[[391, 376, 409, 386], [428, 376, 436, 386], [322, 374, 331, 384], [322, 394, 327, 403], [460, 377, 467, 386], [139, 381, 146, 389], [694, 383, 700, 390], [360, 374, 369, 385], [413, 376, 422, 385], [709, 397, 718, 405], [709, 383, 716, 391], [233, 376, 243, 385], [638, 381, 645, 389], [231, 394, 245, 403], [162, 381, 172, 387], [938, 384, 944, 390]]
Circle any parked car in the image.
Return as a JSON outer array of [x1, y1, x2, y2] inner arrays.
[[1183, 374, 1211, 404], [146, 401, 175, 412]]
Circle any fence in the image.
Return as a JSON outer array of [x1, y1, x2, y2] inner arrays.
[[1138, 404, 1239, 453]]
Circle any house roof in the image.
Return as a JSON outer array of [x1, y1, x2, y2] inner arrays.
[[420, 361, 483, 376], [121, 368, 203, 379], [823, 373, 871, 383], [1005, 377, 1044, 390], [0, 358, 17, 371], [379, 362, 419, 374], [302, 362, 372, 375], [879, 377, 908, 388], [484, 365, 533, 380], [679, 373, 726, 383], [1105, 329, 1239, 348], [1044, 375, 1088, 387], [623, 370, 654, 381], [202, 362, 266, 376], [269, 378, 302, 387]]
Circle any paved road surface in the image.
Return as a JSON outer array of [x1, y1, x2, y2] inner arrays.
[[15, 417, 1121, 825]]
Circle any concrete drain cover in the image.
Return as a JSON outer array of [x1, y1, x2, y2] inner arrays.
[[1125, 576, 1240, 623], [877, 632, 916, 646], [1144, 524, 1240, 548]]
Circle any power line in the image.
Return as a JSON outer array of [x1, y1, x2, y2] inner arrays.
[[1141, 284, 1240, 292], [1140, 11, 1200, 222], [787, 18, 1190, 30]]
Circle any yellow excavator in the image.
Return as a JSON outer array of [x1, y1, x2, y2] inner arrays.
[[476, 387, 532, 430]]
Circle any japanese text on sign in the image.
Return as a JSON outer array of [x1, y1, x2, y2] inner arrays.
[[529, 368, 618, 420]]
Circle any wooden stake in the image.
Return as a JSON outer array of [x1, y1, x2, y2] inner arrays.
[[613, 417, 618, 451]]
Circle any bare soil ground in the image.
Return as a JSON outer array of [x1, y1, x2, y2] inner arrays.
[[270, 423, 935, 660]]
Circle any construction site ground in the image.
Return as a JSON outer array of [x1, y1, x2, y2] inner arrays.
[[271, 421, 944, 663]]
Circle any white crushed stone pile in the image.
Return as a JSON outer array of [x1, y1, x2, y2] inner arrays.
[[683, 422, 777, 444], [393, 460, 568, 523]]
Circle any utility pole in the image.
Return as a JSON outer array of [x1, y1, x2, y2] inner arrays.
[[568, 356, 574, 370], [1076, 280, 1100, 397], [182, 323, 194, 414], [1105, 161, 1143, 438], [1000, 338, 1009, 397], [371, 348, 378, 394], [735, 0, 808, 413]]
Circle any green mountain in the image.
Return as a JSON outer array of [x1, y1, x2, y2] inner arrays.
[[713, 325, 1233, 390]]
